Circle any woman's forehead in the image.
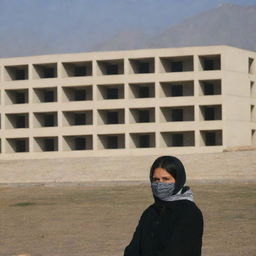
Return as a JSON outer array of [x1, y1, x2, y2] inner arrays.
[[153, 168, 173, 176]]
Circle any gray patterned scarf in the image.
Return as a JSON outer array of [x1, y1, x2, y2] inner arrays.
[[165, 186, 194, 202], [151, 182, 194, 202]]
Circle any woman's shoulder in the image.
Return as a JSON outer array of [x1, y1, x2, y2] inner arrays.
[[140, 200, 203, 220], [156, 199, 203, 218], [173, 200, 203, 220], [143, 204, 157, 214], [139, 204, 159, 219]]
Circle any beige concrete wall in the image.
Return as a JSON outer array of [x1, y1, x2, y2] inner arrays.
[[0, 45, 255, 160], [0, 151, 255, 184]]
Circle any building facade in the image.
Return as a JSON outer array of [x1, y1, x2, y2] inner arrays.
[[0, 45, 255, 160]]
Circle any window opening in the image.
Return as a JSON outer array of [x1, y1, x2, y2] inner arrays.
[[106, 64, 118, 75], [172, 134, 184, 146], [43, 90, 54, 102], [172, 109, 183, 121], [171, 85, 183, 96], [44, 114, 55, 127], [138, 110, 150, 122], [171, 61, 183, 72], [204, 107, 215, 120], [15, 92, 26, 104], [15, 140, 26, 152], [74, 89, 86, 101], [15, 69, 26, 80], [203, 83, 214, 95], [16, 115, 26, 128], [44, 138, 55, 151], [106, 88, 119, 99], [138, 62, 150, 73], [74, 66, 87, 76], [74, 113, 86, 125], [107, 136, 118, 149], [204, 59, 214, 70], [205, 132, 216, 146], [107, 112, 119, 124], [74, 138, 86, 150], [138, 87, 150, 98], [139, 135, 150, 148], [44, 67, 55, 78]]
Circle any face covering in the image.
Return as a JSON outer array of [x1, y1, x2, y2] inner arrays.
[[151, 182, 176, 200]]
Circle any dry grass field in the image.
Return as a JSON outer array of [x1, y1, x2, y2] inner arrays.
[[0, 182, 255, 256]]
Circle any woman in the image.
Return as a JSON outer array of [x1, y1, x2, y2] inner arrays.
[[124, 156, 203, 256]]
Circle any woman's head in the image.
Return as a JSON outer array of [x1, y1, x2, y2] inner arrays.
[[150, 156, 186, 195]]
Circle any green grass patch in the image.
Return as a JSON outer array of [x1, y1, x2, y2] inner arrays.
[[11, 202, 36, 207]]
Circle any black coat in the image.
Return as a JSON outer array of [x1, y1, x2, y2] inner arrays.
[[124, 200, 203, 256]]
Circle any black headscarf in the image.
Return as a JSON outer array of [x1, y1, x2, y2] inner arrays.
[[149, 155, 186, 195]]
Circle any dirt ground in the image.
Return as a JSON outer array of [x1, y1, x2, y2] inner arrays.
[[0, 183, 255, 256]]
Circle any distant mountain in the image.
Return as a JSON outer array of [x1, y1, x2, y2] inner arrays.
[[148, 3, 256, 51], [1, 3, 255, 58], [91, 3, 256, 52]]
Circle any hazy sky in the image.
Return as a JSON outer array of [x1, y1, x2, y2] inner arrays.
[[0, 0, 256, 57]]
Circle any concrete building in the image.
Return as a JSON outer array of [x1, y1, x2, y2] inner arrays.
[[0, 45, 255, 160]]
